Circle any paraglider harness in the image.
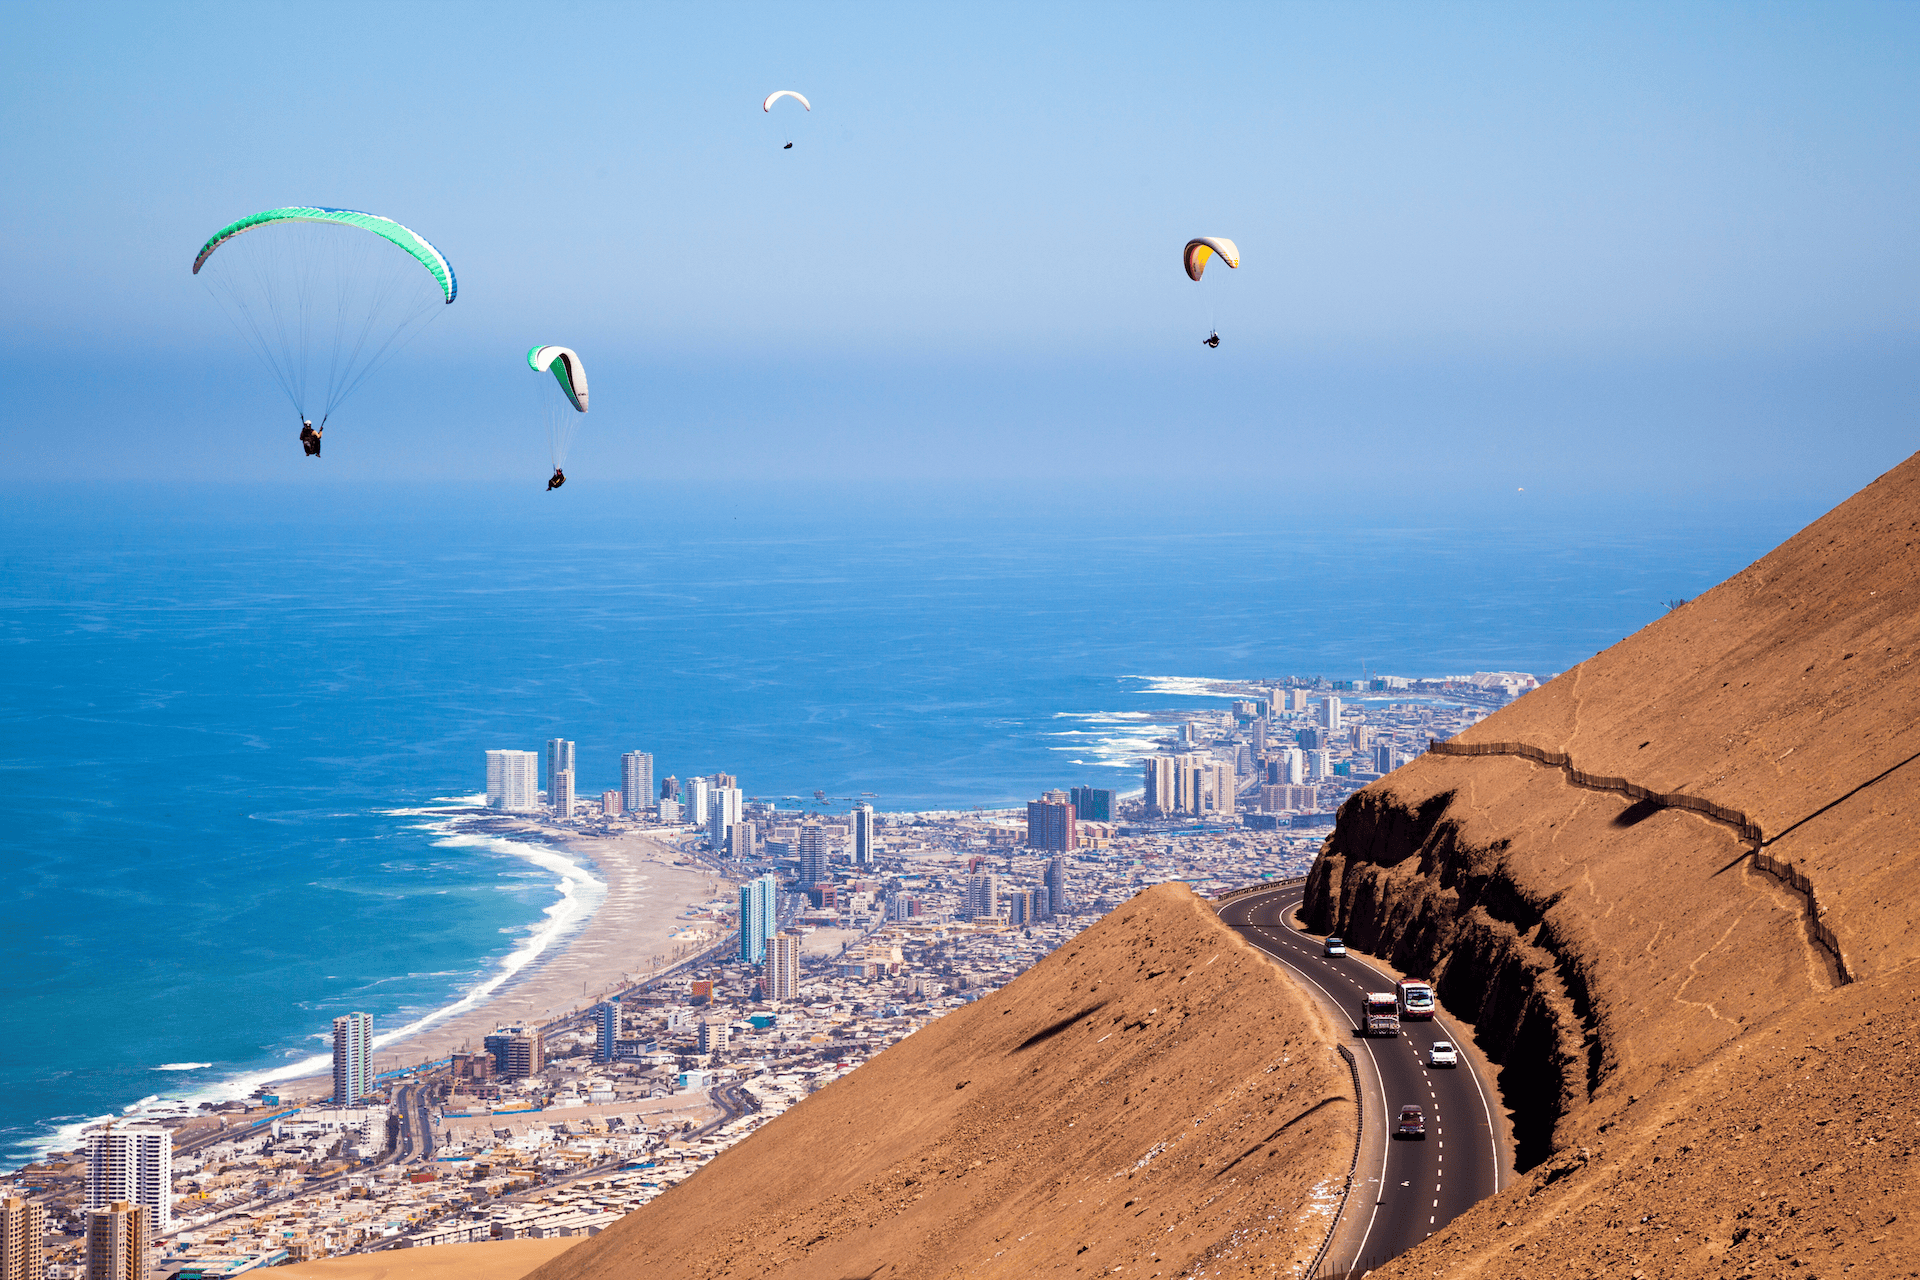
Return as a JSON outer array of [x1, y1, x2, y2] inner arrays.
[[300, 415, 326, 457], [1203, 331, 1220, 348], [547, 468, 566, 491]]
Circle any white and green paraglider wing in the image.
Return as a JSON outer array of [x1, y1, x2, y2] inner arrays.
[[528, 346, 588, 413], [194, 207, 457, 304]]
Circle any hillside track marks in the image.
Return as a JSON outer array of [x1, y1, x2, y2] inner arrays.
[[1429, 737, 1854, 984]]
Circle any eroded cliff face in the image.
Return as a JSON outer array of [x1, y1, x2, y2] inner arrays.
[[1303, 761, 1799, 1170], [1303, 453, 1920, 1277]]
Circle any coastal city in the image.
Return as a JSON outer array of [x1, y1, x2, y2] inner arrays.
[[0, 674, 1529, 1278]]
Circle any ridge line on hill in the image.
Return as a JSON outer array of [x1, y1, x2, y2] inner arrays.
[[1427, 737, 1853, 984]]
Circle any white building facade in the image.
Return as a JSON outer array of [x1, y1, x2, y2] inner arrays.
[[620, 751, 653, 814], [86, 1128, 171, 1232], [485, 750, 540, 811], [333, 1012, 372, 1105]]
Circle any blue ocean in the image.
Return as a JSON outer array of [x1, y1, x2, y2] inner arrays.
[[0, 481, 1822, 1167]]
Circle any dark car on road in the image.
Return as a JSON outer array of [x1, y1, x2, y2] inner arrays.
[[1395, 1105, 1426, 1139]]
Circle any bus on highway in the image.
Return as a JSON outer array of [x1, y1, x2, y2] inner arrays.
[[1359, 992, 1400, 1037], [1396, 979, 1436, 1020]]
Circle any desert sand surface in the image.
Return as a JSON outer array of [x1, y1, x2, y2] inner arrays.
[[273, 1237, 579, 1280], [1304, 452, 1920, 1276], [280, 823, 722, 1095], [518, 883, 1352, 1280]]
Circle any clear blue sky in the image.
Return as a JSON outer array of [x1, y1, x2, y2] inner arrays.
[[2, 2, 1915, 499]]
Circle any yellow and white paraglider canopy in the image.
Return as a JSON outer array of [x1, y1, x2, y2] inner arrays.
[[1183, 237, 1240, 281]]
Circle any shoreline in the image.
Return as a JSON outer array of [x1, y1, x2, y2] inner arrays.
[[271, 814, 726, 1099], [22, 811, 726, 1160]]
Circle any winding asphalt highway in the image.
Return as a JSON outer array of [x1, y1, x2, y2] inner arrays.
[[1217, 884, 1505, 1272]]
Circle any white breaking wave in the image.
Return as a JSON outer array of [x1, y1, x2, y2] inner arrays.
[[1129, 674, 1249, 699], [13, 811, 606, 1166], [1045, 710, 1179, 771]]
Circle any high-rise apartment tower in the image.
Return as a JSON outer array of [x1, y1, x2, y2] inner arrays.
[[483, 1026, 545, 1079], [550, 769, 575, 817], [1069, 786, 1114, 822], [764, 933, 800, 1001], [964, 873, 999, 920], [1143, 756, 1176, 817], [485, 750, 540, 811], [620, 751, 654, 813], [1025, 792, 1077, 851], [739, 873, 778, 964], [1, 1196, 45, 1280], [852, 804, 875, 866], [798, 825, 830, 887], [84, 1203, 146, 1280], [85, 1129, 170, 1233], [595, 999, 620, 1064], [683, 777, 711, 826], [545, 739, 575, 799], [332, 1012, 372, 1105]]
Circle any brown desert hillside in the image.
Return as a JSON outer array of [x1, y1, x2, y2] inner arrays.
[[1305, 454, 1920, 1277], [530, 883, 1352, 1280], [273, 1237, 578, 1280]]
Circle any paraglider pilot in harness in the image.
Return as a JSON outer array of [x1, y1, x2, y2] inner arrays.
[[547, 468, 566, 491], [1203, 330, 1220, 348], [300, 419, 323, 456]]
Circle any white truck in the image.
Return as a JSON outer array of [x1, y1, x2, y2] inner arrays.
[[1359, 992, 1400, 1037]]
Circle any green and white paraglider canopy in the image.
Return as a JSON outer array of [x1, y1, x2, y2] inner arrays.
[[193, 206, 457, 432], [528, 345, 589, 470]]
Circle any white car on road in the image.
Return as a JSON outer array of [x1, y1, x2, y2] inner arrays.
[[1323, 936, 1346, 957], [1428, 1041, 1458, 1068]]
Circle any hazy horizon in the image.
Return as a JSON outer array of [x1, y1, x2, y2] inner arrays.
[[3, 3, 1915, 497]]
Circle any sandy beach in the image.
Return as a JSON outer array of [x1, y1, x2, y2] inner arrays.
[[277, 820, 729, 1099]]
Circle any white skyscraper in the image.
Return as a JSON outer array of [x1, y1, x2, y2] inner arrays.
[[1287, 688, 1310, 712], [86, 1128, 171, 1233], [595, 999, 620, 1063], [485, 750, 540, 811], [765, 932, 800, 1001], [739, 873, 778, 963], [1321, 696, 1342, 730], [1280, 747, 1305, 785], [620, 751, 654, 813], [545, 738, 575, 798], [965, 873, 999, 920], [705, 785, 741, 850], [551, 769, 575, 817], [852, 804, 875, 866], [683, 777, 711, 826], [333, 1012, 372, 1105], [1208, 761, 1236, 814], [1143, 756, 1176, 817], [1306, 749, 1332, 781]]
